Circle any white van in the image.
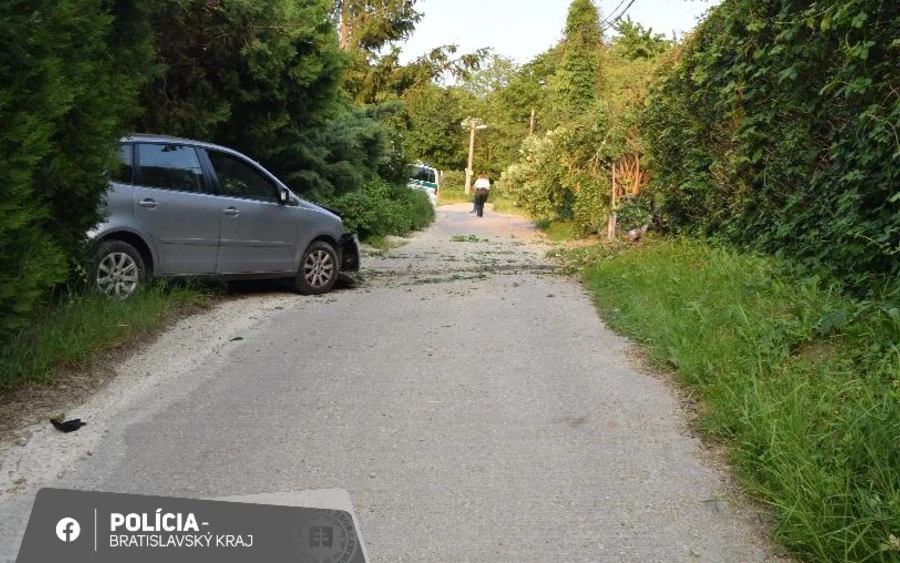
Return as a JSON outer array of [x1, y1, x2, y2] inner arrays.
[[408, 163, 439, 205]]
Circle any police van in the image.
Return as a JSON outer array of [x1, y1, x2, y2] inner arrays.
[[408, 163, 439, 205]]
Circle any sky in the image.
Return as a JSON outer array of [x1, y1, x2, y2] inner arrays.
[[399, 0, 723, 65]]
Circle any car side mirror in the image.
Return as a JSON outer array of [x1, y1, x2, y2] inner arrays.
[[278, 187, 290, 205]]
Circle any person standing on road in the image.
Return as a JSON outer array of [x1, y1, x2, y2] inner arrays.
[[470, 173, 491, 214]]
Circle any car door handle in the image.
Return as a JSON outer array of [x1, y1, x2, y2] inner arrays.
[[223, 207, 240, 217], [138, 198, 158, 209]]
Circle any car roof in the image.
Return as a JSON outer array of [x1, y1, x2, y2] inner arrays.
[[121, 133, 243, 156]]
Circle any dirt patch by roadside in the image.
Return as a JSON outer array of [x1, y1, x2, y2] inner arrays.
[[0, 291, 312, 502], [0, 299, 215, 448]]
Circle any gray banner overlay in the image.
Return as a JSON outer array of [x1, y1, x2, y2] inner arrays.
[[16, 488, 367, 563]]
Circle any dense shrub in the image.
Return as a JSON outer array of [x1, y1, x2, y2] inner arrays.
[[498, 122, 611, 234], [330, 180, 435, 240], [0, 0, 149, 340], [439, 170, 465, 192], [644, 0, 900, 291], [270, 102, 408, 201], [498, 132, 567, 223], [494, 2, 671, 237]]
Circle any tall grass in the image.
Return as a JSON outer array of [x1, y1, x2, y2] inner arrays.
[[534, 219, 579, 241], [489, 193, 528, 217], [0, 284, 211, 392], [574, 239, 900, 562]]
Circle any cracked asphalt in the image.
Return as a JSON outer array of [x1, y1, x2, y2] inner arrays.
[[0, 203, 784, 562]]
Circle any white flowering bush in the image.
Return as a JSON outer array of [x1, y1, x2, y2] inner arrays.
[[498, 121, 612, 234]]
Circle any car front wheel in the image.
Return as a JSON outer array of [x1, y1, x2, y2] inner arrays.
[[90, 240, 146, 299], [293, 240, 339, 295]]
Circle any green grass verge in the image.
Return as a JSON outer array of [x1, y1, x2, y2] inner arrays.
[[488, 194, 528, 217], [570, 239, 900, 562], [0, 283, 212, 392], [438, 185, 529, 219], [534, 219, 580, 242], [437, 185, 473, 205]]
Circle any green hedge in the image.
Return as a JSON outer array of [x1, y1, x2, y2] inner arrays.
[[0, 0, 147, 341], [644, 0, 900, 292], [330, 179, 435, 241]]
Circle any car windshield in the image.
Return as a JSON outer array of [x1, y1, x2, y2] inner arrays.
[[409, 165, 436, 185]]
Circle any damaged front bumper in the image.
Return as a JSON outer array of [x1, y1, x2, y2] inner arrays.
[[340, 233, 361, 272]]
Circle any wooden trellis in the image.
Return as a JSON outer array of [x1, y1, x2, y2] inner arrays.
[[615, 153, 645, 198], [608, 153, 647, 240]]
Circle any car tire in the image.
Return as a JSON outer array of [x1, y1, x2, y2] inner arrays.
[[89, 240, 146, 299], [293, 240, 339, 295]]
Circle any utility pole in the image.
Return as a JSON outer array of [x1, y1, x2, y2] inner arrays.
[[608, 162, 617, 240], [465, 119, 476, 195], [462, 118, 488, 194], [339, 1, 350, 50], [529, 108, 536, 136]]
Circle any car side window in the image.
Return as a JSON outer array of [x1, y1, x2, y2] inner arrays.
[[136, 143, 206, 193], [110, 143, 134, 184], [207, 151, 278, 202]]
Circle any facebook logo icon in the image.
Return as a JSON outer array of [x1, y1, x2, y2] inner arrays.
[[55, 518, 80, 543]]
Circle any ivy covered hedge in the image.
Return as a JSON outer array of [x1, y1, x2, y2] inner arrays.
[[644, 0, 900, 291]]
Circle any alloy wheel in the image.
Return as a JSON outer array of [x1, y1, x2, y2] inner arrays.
[[303, 249, 335, 289], [96, 252, 140, 299]]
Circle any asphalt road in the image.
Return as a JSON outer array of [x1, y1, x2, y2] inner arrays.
[[0, 203, 782, 562]]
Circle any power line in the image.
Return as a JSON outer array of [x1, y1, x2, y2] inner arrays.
[[602, 0, 638, 31], [601, 0, 629, 27], [604, 0, 638, 30]]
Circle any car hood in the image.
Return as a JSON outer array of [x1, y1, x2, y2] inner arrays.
[[297, 199, 341, 221]]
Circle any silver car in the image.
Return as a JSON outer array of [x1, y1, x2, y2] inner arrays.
[[87, 134, 360, 298]]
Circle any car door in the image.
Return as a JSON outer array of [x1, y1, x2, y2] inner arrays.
[[204, 149, 298, 275], [133, 143, 221, 275]]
